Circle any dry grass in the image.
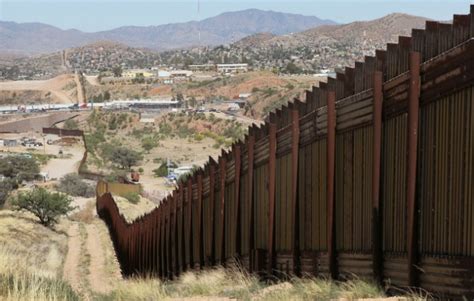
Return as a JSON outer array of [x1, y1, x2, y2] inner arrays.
[[113, 194, 157, 223], [69, 200, 96, 224], [100, 267, 391, 301], [0, 210, 78, 300], [0, 210, 68, 278], [0, 247, 78, 301]]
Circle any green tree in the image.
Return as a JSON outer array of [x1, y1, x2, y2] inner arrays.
[[0, 156, 39, 182], [0, 178, 18, 207], [11, 187, 75, 227], [57, 173, 95, 197], [132, 73, 145, 84], [141, 137, 158, 153], [103, 90, 111, 101], [153, 161, 176, 177], [285, 62, 303, 74], [189, 96, 197, 108], [112, 65, 122, 77], [110, 147, 143, 169]]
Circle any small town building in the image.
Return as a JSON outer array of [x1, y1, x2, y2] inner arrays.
[[189, 64, 216, 72], [170, 70, 193, 79], [2, 139, 17, 147], [123, 69, 155, 78], [216, 63, 248, 74]]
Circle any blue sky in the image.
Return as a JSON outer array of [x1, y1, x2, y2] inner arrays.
[[0, 0, 472, 32]]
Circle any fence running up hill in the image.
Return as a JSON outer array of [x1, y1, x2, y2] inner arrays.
[[97, 6, 474, 298], [42, 127, 105, 180]]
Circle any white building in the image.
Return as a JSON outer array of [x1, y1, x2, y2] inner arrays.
[[157, 70, 171, 78], [216, 64, 248, 74]]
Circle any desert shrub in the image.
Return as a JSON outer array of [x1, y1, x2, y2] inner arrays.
[[160, 122, 173, 136], [57, 173, 95, 197], [141, 136, 158, 152], [122, 192, 140, 204], [131, 127, 156, 139], [11, 187, 75, 227], [84, 128, 106, 153], [0, 156, 39, 183], [104, 170, 128, 182], [63, 118, 79, 130], [0, 178, 18, 208], [222, 123, 246, 141], [194, 133, 204, 141], [117, 113, 128, 126], [177, 125, 194, 138], [108, 115, 118, 130], [138, 167, 144, 173], [110, 147, 143, 170], [195, 112, 205, 120], [30, 153, 56, 165], [208, 113, 216, 122], [152, 161, 176, 178]]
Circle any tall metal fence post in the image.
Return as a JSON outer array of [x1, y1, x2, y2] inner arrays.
[[218, 154, 227, 265], [407, 51, 421, 287], [267, 122, 277, 276], [326, 91, 337, 279], [247, 133, 255, 271], [290, 103, 300, 274], [209, 161, 216, 265], [187, 178, 193, 269], [233, 145, 242, 258], [195, 173, 202, 268], [470, 5, 474, 37], [372, 71, 384, 283], [171, 191, 177, 277]]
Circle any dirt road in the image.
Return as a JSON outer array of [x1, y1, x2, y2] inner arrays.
[[63, 214, 122, 299], [86, 223, 111, 294], [63, 223, 82, 294], [42, 143, 84, 179], [0, 74, 77, 103]]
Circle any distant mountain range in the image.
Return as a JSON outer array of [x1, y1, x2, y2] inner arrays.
[[0, 9, 336, 55], [0, 12, 430, 81]]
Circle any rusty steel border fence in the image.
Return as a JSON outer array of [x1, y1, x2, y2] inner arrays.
[[97, 6, 474, 298], [42, 127, 104, 180]]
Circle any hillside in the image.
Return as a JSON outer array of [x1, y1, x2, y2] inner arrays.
[[0, 42, 161, 80], [0, 9, 335, 55], [0, 74, 79, 104], [165, 13, 428, 72]]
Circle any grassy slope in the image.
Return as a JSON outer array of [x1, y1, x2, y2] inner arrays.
[[0, 210, 78, 300]]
